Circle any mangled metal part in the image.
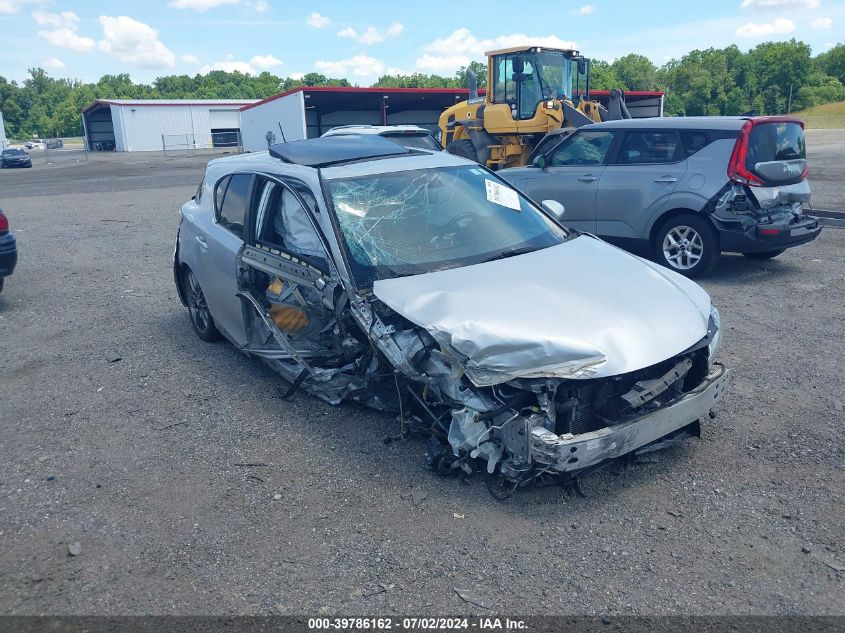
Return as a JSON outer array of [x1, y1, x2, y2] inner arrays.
[[620, 357, 692, 408], [530, 364, 729, 472]]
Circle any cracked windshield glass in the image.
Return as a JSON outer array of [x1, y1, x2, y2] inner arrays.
[[326, 165, 568, 286]]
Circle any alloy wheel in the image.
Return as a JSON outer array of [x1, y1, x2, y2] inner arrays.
[[662, 225, 704, 271]]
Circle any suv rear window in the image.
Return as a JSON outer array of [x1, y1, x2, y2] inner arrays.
[[746, 121, 805, 169]]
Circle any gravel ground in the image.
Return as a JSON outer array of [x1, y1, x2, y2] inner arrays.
[[0, 137, 843, 616]]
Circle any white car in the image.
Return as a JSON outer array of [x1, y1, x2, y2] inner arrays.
[[321, 125, 441, 152]]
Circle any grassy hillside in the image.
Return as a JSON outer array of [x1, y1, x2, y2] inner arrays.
[[792, 101, 845, 129]]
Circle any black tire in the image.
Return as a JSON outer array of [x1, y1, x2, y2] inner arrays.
[[183, 267, 222, 342], [0, 277, 4, 293], [653, 214, 719, 278], [743, 249, 785, 260], [445, 138, 478, 162]]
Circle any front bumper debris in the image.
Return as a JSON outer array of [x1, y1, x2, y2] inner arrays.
[[530, 363, 730, 473]]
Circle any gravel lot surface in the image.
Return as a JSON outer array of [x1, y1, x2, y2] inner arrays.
[[1, 137, 843, 616]]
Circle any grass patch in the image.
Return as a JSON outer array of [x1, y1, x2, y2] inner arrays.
[[792, 101, 845, 129]]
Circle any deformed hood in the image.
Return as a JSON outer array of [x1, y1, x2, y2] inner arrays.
[[373, 235, 712, 385]]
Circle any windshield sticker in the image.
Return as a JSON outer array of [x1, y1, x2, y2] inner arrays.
[[485, 179, 521, 211]]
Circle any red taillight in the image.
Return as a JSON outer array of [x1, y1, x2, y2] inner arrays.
[[727, 120, 764, 186], [0, 212, 8, 233], [760, 228, 782, 235]]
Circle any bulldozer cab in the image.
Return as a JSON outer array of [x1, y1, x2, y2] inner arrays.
[[488, 47, 584, 119]]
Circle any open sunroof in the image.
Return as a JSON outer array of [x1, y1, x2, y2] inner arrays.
[[269, 134, 412, 168]]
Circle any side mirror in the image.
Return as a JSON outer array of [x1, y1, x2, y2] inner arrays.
[[542, 200, 565, 222], [532, 154, 547, 169]]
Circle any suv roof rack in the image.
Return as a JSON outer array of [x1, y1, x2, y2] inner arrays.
[[269, 134, 411, 168]]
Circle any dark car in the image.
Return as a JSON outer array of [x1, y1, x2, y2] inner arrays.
[[1, 148, 33, 169], [0, 209, 18, 294], [500, 116, 822, 277]]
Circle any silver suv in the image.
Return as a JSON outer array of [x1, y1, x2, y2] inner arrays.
[[500, 116, 822, 277]]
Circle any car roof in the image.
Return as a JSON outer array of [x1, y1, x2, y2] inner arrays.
[[584, 116, 748, 131], [269, 134, 413, 167], [323, 124, 430, 136]]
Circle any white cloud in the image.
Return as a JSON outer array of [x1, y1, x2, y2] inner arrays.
[[250, 54, 282, 68], [735, 18, 795, 37], [0, 0, 38, 14], [289, 72, 305, 80], [32, 9, 78, 28], [198, 54, 281, 75], [307, 12, 329, 28], [810, 17, 832, 29], [169, 0, 269, 11], [315, 55, 384, 78], [199, 60, 254, 74], [574, 5, 594, 14], [337, 22, 403, 45], [169, 0, 239, 10], [42, 57, 65, 70], [740, 0, 819, 8], [181, 54, 200, 64], [97, 16, 176, 68], [34, 10, 96, 52], [416, 28, 577, 74]]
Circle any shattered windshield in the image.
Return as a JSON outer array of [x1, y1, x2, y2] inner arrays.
[[325, 165, 568, 287]]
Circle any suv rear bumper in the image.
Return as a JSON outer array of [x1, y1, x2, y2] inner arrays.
[[714, 214, 822, 254], [0, 232, 18, 277]]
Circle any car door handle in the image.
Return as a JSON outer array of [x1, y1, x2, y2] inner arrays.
[[653, 176, 678, 183], [577, 175, 597, 183], [195, 236, 208, 250]]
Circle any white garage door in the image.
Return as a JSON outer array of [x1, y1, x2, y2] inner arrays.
[[209, 109, 240, 129]]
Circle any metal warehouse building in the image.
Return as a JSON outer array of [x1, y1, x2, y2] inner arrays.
[[81, 99, 258, 152], [239, 86, 664, 153]]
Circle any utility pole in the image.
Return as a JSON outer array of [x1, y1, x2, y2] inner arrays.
[[787, 83, 793, 114]]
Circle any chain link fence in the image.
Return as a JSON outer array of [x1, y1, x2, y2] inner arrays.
[[162, 131, 243, 157], [44, 137, 89, 164]]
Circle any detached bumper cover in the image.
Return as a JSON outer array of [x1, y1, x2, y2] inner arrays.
[[0, 232, 17, 276], [530, 363, 730, 473]]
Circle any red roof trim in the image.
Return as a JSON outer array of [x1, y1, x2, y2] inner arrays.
[[82, 99, 256, 114], [239, 86, 487, 111]]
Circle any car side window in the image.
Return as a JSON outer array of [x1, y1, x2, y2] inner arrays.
[[549, 131, 614, 166], [254, 179, 327, 264], [215, 173, 253, 238], [617, 131, 681, 165], [679, 130, 738, 158]]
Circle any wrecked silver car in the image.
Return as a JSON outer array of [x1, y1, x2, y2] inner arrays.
[[174, 135, 729, 498]]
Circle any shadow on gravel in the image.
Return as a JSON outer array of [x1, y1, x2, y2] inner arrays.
[[700, 253, 800, 285]]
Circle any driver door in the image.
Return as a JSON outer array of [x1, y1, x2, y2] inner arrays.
[[516, 129, 616, 233]]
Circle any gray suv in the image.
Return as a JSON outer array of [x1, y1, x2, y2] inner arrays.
[[500, 116, 822, 277]]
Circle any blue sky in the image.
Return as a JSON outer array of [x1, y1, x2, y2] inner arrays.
[[0, 0, 842, 85]]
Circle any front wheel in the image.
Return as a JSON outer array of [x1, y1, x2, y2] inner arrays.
[[183, 267, 222, 342], [653, 214, 719, 278], [743, 249, 785, 260], [445, 138, 478, 163]]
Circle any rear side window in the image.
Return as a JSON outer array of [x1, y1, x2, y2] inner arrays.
[[746, 121, 805, 168], [550, 131, 614, 166], [617, 131, 681, 164], [679, 130, 739, 158], [215, 174, 253, 238]]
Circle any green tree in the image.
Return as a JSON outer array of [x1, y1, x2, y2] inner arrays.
[[612, 54, 657, 90]]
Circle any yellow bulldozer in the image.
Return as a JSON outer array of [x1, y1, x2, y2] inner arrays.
[[439, 45, 630, 169]]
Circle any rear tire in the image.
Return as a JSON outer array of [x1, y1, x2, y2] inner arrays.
[[653, 214, 719, 278], [183, 267, 222, 342], [445, 138, 478, 163], [743, 249, 785, 260]]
